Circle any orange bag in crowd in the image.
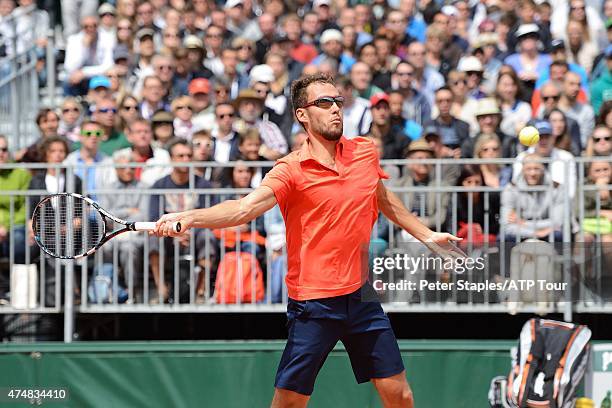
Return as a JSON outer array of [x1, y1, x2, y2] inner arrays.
[[214, 252, 265, 304]]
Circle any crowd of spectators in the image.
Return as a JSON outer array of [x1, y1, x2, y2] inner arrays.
[[0, 0, 611, 304]]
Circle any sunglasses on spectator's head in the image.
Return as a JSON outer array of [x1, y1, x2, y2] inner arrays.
[[302, 96, 345, 109], [81, 130, 104, 138]]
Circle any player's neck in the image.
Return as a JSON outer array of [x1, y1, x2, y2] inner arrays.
[[308, 134, 338, 164]]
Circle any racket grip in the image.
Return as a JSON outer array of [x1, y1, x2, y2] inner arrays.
[[133, 222, 182, 233]]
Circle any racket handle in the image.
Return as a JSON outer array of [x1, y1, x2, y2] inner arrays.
[[133, 222, 182, 233]]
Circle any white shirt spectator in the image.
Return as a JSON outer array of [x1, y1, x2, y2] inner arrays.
[[64, 29, 115, 78], [513, 147, 577, 199], [343, 97, 372, 139]]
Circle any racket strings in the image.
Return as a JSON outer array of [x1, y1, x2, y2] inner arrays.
[[34, 195, 105, 258]]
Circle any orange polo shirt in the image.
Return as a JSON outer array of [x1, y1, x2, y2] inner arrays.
[[261, 136, 389, 301]]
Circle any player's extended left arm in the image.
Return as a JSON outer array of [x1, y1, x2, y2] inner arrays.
[[376, 181, 461, 245]]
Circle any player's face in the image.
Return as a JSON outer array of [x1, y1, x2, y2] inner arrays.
[[297, 82, 343, 141]]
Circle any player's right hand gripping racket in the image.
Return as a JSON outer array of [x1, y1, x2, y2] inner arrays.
[[32, 193, 181, 259]]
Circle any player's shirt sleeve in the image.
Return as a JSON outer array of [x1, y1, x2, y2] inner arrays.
[[260, 161, 294, 206]]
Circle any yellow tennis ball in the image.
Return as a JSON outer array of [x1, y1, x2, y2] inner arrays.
[[519, 126, 540, 147]]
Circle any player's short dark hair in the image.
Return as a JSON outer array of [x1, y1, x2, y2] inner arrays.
[[291, 73, 335, 112]]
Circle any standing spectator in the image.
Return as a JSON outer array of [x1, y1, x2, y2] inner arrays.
[[423, 87, 471, 158], [171, 96, 195, 141], [58, 97, 83, 143], [367, 93, 410, 159], [148, 139, 214, 303], [406, 41, 444, 107], [233, 89, 288, 160], [63, 120, 117, 197], [64, 15, 115, 96], [495, 70, 532, 137], [91, 97, 131, 156], [0, 135, 30, 265], [558, 71, 596, 148], [113, 118, 171, 185], [513, 120, 577, 199], [337, 76, 371, 139]]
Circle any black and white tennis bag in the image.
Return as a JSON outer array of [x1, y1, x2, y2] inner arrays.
[[489, 318, 591, 408]]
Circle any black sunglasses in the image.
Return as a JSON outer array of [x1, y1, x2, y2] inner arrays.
[[302, 96, 345, 109], [542, 95, 560, 101], [593, 136, 611, 142], [0, 147, 8, 152]]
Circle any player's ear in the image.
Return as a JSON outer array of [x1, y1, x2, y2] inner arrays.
[[295, 108, 308, 126]]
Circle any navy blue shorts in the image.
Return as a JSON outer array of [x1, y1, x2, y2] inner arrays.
[[274, 283, 404, 395]]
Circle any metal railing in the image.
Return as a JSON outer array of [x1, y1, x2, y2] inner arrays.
[[0, 4, 56, 150], [0, 158, 611, 342]]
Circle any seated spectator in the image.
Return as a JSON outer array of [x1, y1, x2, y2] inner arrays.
[[390, 61, 431, 127], [513, 120, 577, 199], [472, 33, 503, 95], [337, 75, 371, 139], [501, 153, 564, 242], [16, 108, 62, 163], [113, 118, 171, 186], [423, 87, 471, 158], [149, 139, 214, 303], [503, 24, 552, 101], [367, 93, 410, 159], [545, 108, 582, 157], [350, 61, 383, 100], [565, 19, 599, 75], [534, 81, 582, 145], [249, 64, 294, 139], [584, 125, 612, 157], [311, 29, 356, 75], [91, 97, 131, 155], [117, 94, 140, 134], [151, 110, 175, 149], [406, 41, 444, 107], [443, 164, 500, 245], [234, 129, 271, 188], [471, 98, 512, 158], [211, 103, 240, 163], [558, 71, 595, 148], [394, 139, 450, 235], [496, 69, 532, 137], [474, 133, 512, 188], [456, 56, 487, 100], [27, 136, 82, 307], [446, 69, 478, 135], [193, 131, 225, 189], [580, 160, 612, 243], [388, 91, 422, 141], [63, 120, 117, 198], [84, 75, 113, 114], [64, 15, 115, 96], [171, 96, 195, 140], [189, 78, 216, 132], [0, 135, 30, 266], [58, 98, 83, 143], [233, 89, 288, 160], [590, 45, 612, 114], [98, 151, 149, 303], [422, 126, 461, 186], [139, 75, 171, 120]]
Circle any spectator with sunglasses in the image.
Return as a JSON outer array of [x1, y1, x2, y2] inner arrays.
[[171, 96, 195, 140], [90, 98, 131, 156], [58, 97, 84, 143], [63, 120, 117, 198], [584, 125, 612, 157]]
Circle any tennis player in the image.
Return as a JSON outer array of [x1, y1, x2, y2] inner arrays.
[[154, 74, 461, 408]]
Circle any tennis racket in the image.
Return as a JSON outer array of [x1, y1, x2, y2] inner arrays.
[[32, 193, 181, 259]]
